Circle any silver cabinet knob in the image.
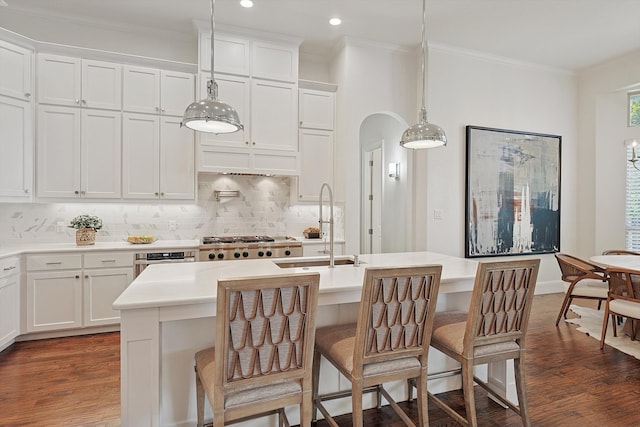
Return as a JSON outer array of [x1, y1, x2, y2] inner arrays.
[[161, 108, 165, 112], [155, 107, 160, 111], [25, 93, 31, 98], [155, 192, 159, 196], [75, 99, 80, 104], [80, 190, 86, 195], [74, 190, 80, 195], [245, 141, 249, 145], [24, 189, 29, 193], [160, 192, 165, 196]]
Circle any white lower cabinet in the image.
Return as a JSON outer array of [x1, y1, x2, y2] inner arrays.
[[26, 252, 133, 333], [0, 257, 20, 350], [83, 267, 132, 327], [27, 269, 83, 332]]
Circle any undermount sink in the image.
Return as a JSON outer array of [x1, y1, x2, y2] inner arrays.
[[275, 257, 362, 269]]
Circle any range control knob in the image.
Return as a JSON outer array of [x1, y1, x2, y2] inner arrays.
[[285, 249, 291, 256], [258, 250, 265, 257], [242, 251, 249, 258], [208, 253, 216, 260], [234, 252, 241, 259], [266, 250, 273, 257], [217, 253, 224, 259]]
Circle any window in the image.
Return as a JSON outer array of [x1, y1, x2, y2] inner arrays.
[[629, 91, 640, 127], [626, 145, 640, 249]]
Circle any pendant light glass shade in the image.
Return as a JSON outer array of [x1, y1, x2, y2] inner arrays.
[[401, 0, 446, 149], [181, 0, 243, 134]]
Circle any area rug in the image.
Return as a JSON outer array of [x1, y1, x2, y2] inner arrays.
[[565, 305, 640, 360]]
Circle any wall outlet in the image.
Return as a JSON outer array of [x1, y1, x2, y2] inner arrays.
[[56, 221, 65, 233], [433, 209, 443, 220], [168, 220, 176, 231]]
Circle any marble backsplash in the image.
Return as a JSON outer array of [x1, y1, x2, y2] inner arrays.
[[0, 175, 344, 245]]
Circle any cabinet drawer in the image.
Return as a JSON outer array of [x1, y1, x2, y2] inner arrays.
[[84, 252, 134, 269], [0, 257, 19, 278], [27, 254, 82, 271]]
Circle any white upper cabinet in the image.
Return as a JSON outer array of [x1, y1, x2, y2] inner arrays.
[[0, 96, 33, 199], [122, 113, 195, 200], [37, 54, 122, 110], [37, 105, 121, 199], [252, 40, 298, 83], [251, 79, 297, 151], [299, 89, 335, 130], [200, 32, 251, 76], [123, 65, 194, 116], [0, 40, 33, 101], [296, 84, 337, 202]]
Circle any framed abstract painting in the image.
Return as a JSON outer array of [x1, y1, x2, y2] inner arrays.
[[465, 126, 561, 258]]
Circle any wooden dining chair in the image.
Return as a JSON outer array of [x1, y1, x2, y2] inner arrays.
[[600, 267, 640, 349], [312, 265, 442, 427], [428, 259, 540, 427], [194, 272, 320, 427], [554, 253, 608, 326]]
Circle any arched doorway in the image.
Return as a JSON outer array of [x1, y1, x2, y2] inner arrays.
[[359, 112, 414, 254]]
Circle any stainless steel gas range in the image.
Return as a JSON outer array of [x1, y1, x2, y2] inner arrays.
[[198, 235, 303, 261]]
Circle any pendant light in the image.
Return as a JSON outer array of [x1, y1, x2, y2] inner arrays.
[[181, 0, 243, 133], [400, 0, 446, 149]]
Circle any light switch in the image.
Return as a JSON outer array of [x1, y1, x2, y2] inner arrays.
[[433, 209, 443, 220]]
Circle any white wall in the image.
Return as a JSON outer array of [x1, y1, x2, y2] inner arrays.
[[330, 41, 578, 284], [421, 47, 577, 283], [329, 38, 418, 256], [0, 8, 196, 64], [577, 50, 640, 257]]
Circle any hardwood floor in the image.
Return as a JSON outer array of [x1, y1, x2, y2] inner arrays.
[[1, 293, 639, 426]]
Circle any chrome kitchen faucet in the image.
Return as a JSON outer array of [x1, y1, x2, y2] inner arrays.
[[319, 183, 335, 268]]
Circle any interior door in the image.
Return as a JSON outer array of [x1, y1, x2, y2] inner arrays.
[[362, 146, 382, 254]]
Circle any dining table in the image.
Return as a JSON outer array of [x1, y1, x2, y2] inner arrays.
[[590, 254, 640, 270], [589, 254, 640, 341]]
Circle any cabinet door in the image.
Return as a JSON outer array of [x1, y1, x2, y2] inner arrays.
[[0, 275, 19, 349], [200, 32, 250, 76], [0, 40, 32, 101], [0, 96, 33, 198], [160, 117, 195, 200], [299, 89, 335, 130], [252, 40, 298, 83], [26, 270, 83, 332], [251, 79, 297, 151], [81, 109, 122, 198], [198, 73, 250, 149], [37, 105, 81, 198], [83, 267, 133, 326], [297, 129, 333, 201], [122, 113, 160, 199], [37, 54, 81, 106], [81, 59, 122, 110], [123, 65, 160, 114], [160, 70, 194, 116]]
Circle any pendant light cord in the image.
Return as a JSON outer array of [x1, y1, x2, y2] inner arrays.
[[208, 0, 218, 100], [420, 0, 427, 115]]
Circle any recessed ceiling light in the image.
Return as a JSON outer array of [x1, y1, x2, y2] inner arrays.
[[240, 0, 253, 8], [329, 17, 342, 26]]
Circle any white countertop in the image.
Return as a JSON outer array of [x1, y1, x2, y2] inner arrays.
[[0, 239, 200, 259], [112, 251, 479, 310]]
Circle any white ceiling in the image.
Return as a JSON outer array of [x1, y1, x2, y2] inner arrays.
[[4, 0, 640, 71]]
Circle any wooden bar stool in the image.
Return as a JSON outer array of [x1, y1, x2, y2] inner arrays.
[[194, 272, 320, 427], [312, 265, 442, 427]]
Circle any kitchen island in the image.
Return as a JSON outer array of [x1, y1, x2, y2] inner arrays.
[[113, 252, 519, 427]]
